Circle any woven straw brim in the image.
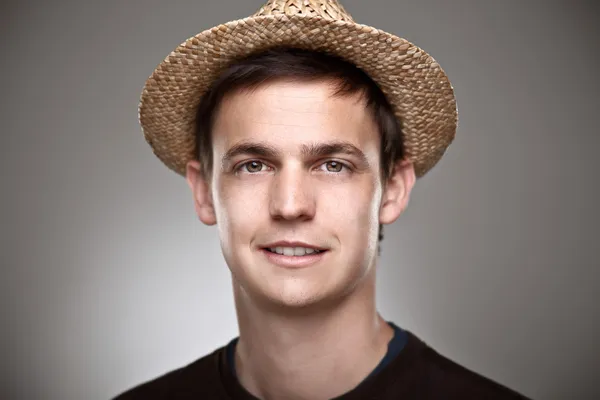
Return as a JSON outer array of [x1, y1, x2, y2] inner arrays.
[[139, 14, 457, 178]]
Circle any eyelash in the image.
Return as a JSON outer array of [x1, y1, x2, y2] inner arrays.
[[235, 160, 351, 174]]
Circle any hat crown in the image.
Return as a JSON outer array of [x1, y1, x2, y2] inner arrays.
[[253, 0, 354, 22]]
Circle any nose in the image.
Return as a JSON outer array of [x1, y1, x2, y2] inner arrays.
[[269, 164, 316, 221]]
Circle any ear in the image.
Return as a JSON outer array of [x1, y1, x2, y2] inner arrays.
[[186, 160, 217, 225], [379, 159, 416, 225]]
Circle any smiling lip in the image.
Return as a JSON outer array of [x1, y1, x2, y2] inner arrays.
[[260, 248, 327, 268], [260, 241, 327, 251]]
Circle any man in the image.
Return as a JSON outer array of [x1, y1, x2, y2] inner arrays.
[[116, 1, 529, 399]]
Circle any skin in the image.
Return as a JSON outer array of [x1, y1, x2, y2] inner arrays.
[[186, 79, 415, 400]]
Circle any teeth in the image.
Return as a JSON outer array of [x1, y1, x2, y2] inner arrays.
[[268, 247, 321, 256]]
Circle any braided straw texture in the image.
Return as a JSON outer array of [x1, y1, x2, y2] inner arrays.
[[139, 0, 457, 178]]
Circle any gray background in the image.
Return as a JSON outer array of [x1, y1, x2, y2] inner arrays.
[[1, 1, 599, 399]]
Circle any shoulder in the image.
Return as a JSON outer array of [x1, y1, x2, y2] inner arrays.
[[414, 336, 530, 399], [112, 347, 225, 400]]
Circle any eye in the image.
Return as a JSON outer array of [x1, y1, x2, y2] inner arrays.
[[238, 160, 269, 173], [322, 160, 346, 173]]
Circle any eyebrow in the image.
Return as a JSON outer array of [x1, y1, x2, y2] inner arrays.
[[221, 140, 370, 168]]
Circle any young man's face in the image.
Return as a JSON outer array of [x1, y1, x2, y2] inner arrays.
[[187, 79, 414, 309]]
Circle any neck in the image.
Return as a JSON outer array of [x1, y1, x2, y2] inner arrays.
[[232, 265, 393, 400]]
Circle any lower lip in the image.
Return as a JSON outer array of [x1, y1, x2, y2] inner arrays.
[[261, 249, 327, 268]]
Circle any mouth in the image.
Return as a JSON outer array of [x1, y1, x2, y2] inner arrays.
[[263, 246, 326, 256], [259, 245, 329, 268]]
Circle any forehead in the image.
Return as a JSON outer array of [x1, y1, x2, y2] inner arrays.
[[211, 80, 380, 151]]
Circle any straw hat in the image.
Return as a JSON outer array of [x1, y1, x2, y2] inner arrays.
[[139, 0, 457, 178]]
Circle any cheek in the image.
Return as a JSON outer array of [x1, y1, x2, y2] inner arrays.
[[213, 175, 382, 247], [322, 178, 382, 236], [214, 179, 267, 244]]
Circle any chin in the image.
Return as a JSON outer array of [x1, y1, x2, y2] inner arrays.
[[229, 250, 372, 310], [257, 273, 362, 312], [260, 277, 327, 306]]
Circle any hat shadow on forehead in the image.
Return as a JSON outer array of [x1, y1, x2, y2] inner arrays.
[[138, 0, 458, 179]]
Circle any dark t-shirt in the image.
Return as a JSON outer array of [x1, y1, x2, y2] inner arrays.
[[226, 322, 409, 384], [114, 326, 530, 399]]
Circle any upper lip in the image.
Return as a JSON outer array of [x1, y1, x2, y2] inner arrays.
[[261, 241, 328, 251]]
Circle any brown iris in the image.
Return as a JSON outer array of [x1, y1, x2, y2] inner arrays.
[[326, 161, 343, 172], [246, 161, 263, 173]]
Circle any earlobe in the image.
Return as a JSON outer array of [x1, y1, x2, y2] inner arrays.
[[186, 160, 217, 225], [379, 159, 416, 225]]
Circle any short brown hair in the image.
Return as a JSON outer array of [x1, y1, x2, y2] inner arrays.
[[195, 47, 405, 251]]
